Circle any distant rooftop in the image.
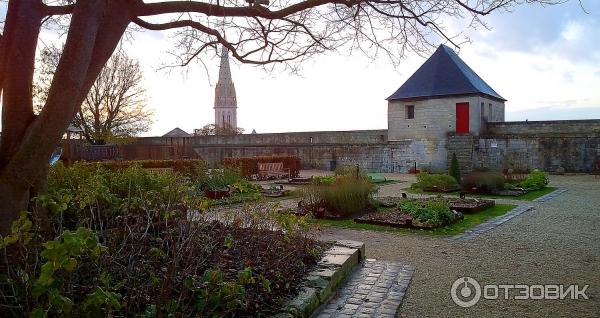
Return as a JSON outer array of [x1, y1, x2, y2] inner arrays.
[[387, 44, 506, 102], [163, 127, 190, 137]]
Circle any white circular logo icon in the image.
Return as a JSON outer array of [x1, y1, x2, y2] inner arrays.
[[451, 277, 481, 307]]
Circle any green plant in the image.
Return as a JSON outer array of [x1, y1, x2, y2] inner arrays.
[[31, 228, 120, 316], [41, 162, 193, 230], [398, 198, 453, 226], [413, 173, 460, 191], [191, 268, 246, 316], [0, 212, 33, 250], [78, 160, 207, 181], [312, 175, 335, 185], [461, 171, 505, 193], [518, 170, 549, 190], [449, 153, 461, 183], [200, 168, 243, 191], [303, 175, 377, 217]]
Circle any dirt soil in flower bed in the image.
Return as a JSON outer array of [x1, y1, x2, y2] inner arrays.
[[354, 210, 414, 228], [492, 189, 529, 196], [422, 185, 462, 193], [75, 220, 327, 317], [447, 198, 495, 213]]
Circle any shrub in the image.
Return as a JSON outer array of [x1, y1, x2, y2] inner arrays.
[[449, 153, 461, 183], [398, 198, 453, 226], [198, 168, 244, 191], [78, 159, 207, 181], [222, 156, 301, 178], [461, 171, 505, 193], [334, 165, 366, 178], [518, 170, 549, 190], [312, 175, 335, 185], [42, 162, 194, 230], [303, 175, 377, 217], [413, 173, 460, 191], [4, 194, 323, 317]]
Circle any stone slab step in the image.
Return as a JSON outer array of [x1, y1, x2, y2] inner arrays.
[[312, 260, 415, 318]]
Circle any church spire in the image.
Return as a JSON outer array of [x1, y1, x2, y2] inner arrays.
[[214, 46, 237, 132]]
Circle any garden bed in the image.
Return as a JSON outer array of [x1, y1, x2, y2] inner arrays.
[[422, 185, 462, 193], [355, 197, 464, 229], [4, 162, 329, 317], [354, 210, 463, 229], [491, 189, 528, 196], [316, 204, 516, 236], [447, 198, 495, 214], [354, 210, 414, 228]]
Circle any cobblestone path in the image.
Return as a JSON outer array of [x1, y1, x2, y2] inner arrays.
[[314, 260, 415, 318]]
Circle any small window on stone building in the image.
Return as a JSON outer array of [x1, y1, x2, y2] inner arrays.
[[309, 137, 313, 143], [488, 103, 493, 119], [405, 105, 415, 119], [480, 102, 485, 121]]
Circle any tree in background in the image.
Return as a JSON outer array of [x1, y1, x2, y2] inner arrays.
[[0, 0, 563, 234], [35, 46, 153, 145], [195, 124, 244, 136], [449, 153, 461, 184]]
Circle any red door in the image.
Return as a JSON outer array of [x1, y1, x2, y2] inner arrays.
[[456, 103, 470, 134]]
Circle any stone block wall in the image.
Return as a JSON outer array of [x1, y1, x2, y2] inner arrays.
[[112, 120, 600, 174], [446, 134, 475, 174], [486, 120, 600, 136], [388, 95, 505, 141], [471, 136, 600, 172], [448, 120, 600, 173]]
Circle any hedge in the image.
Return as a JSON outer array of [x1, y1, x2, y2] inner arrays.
[[77, 159, 207, 180], [222, 156, 301, 178]]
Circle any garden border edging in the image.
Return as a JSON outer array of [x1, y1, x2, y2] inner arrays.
[[275, 240, 365, 318]]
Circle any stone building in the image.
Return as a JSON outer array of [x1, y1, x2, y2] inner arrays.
[[214, 47, 238, 132], [387, 44, 505, 140]]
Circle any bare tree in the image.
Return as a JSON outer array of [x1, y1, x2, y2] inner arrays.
[[36, 46, 153, 144], [0, 0, 563, 234], [194, 124, 245, 136]]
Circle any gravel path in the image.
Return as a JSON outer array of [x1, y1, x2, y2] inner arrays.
[[318, 175, 600, 317]]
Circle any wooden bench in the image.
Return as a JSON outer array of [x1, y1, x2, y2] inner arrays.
[[258, 162, 290, 180]]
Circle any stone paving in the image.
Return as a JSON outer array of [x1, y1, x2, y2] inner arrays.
[[314, 260, 415, 318], [532, 187, 568, 202], [449, 205, 534, 241]]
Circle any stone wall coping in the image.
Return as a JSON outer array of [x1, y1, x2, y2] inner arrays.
[[191, 142, 389, 148], [275, 240, 365, 318], [488, 119, 600, 125], [479, 133, 600, 138]]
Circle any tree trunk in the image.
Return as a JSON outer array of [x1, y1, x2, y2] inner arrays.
[[0, 172, 30, 235], [0, 0, 134, 235]]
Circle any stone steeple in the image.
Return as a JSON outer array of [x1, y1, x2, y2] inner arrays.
[[214, 46, 237, 132]]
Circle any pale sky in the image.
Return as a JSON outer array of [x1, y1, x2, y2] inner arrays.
[[5, 1, 600, 136]]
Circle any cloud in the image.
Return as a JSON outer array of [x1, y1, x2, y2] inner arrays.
[[469, 0, 600, 62], [506, 105, 600, 121]]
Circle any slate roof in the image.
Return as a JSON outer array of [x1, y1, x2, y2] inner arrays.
[[163, 127, 191, 137], [387, 44, 506, 102]]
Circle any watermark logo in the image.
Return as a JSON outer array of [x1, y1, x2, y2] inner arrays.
[[451, 277, 589, 307], [451, 277, 481, 307]]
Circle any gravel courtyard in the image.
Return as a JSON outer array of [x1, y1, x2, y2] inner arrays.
[[318, 175, 600, 317]]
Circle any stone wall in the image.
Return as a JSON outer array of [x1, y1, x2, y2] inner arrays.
[[388, 95, 505, 141], [117, 120, 600, 174], [448, 120, 600, 173], [486, 120, 600, 136], [145, 130, 447, 173], [472, 136, 600, 172]]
